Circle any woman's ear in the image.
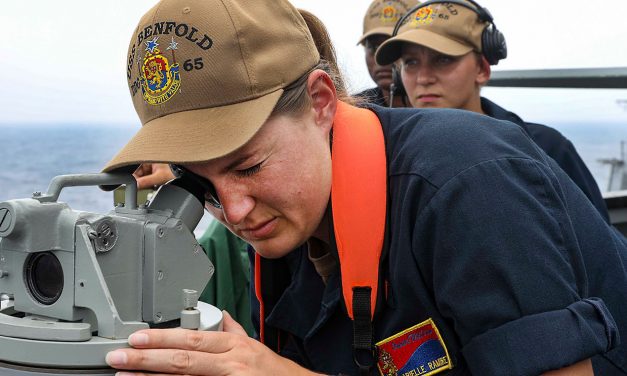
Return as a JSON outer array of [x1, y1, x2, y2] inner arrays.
[[476, 55, 491, 87], [307, 69, 337, 131]]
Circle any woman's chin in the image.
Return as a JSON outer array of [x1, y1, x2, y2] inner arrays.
[[250, 237, 300, 259]]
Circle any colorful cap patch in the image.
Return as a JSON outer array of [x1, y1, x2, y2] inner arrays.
[[412, 7, 435, 26], [357, 0, 421, 45], [376, 318, 452, 376], [381, 4, 400, 24], [139, 36, 181, 105]]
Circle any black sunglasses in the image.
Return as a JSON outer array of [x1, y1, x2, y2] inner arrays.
[[170, 164, 222, 209]]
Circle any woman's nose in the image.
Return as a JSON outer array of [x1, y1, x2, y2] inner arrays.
[[415, 64, 436, 85], [217, 185, 255, 226]]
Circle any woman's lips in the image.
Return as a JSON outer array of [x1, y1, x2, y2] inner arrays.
[[241, 218, 277, 240], [417, 94, 441, 103]]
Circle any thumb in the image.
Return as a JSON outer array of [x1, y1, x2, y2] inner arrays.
[[221, 310, 248, 336], [133, 164, 151, 178], [135, 174, 163, 189]]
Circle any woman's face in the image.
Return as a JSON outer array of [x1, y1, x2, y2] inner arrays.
[[399, 44, 489, 113], [364, 35, 394, 94], [184, 108, 333, 259]]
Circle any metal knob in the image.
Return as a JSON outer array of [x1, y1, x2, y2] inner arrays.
[[180, 289, 200, 330]]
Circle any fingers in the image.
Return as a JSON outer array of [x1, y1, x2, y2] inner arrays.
[[135, 174, 165, 189], [129, 328, 237, 353], [222, 311, 248, 336], [106, 329, 308, 376], [134, 164, 176, 189], [106, 329, 252, 375], [106, 347, 221, 375]]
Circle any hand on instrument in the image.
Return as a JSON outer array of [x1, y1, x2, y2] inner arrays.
[[105, 311, 321, 376], [133, 163, 176, 189]]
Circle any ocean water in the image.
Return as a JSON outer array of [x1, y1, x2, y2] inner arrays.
[[1, 121, 626, 229], [0, 125, 134, 211], [549, 121, 627, 192]]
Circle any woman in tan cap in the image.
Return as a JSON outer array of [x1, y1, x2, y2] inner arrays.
[[375, 0, 609, 223], [103, 0, 627, 375], [355, 0, 420, 108]]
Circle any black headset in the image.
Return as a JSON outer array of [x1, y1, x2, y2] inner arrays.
[[389, 0, 507, 106]]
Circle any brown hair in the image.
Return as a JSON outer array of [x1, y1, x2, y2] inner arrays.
[[271, 9, 355, 117]]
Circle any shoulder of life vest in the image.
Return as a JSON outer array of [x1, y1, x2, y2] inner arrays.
[[331, 101, 387, 321], [255, 101, 387, 369]]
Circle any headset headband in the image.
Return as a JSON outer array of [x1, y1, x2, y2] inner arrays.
[[392, 0, 495, 36]]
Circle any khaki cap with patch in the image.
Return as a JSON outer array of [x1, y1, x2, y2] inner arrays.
[[357, 0, 421, 45], [375, 0, 488, 65], [103, 0, 319, 173]]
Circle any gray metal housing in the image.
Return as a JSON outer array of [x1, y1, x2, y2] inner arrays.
[[0, 174, 222, 369]]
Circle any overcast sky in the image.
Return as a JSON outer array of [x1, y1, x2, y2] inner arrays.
[[2, 0, 627, 126]]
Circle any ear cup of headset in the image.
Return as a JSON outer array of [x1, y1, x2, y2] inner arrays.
[[481, 26, 507, 65], [391, 65, 406, 99]]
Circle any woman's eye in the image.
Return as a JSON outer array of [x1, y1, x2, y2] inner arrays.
[[403, 59, 417, 67], [203, 184, 222, 209], [401, 59, 418, 73], [204, 195, 221, 209], [237, 162, 262, 177], [435, 55, 454, 65]]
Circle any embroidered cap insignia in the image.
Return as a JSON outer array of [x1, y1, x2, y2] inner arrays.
[[412, 7, 434, 26], [139, 36, 181, 105], [381, 4, 398, 23]]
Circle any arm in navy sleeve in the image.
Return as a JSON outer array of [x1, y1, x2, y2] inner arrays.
[[413, 157, 618, 375]]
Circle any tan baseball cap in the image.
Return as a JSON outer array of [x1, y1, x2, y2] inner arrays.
[[357, 0, 421, 45], [103, 0, 319, 173], [375, 0, 488, 65]]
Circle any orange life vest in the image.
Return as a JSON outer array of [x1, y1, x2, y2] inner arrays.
[[255, 101, 387, 372]]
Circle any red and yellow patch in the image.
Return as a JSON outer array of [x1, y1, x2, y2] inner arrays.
[[376, 319, 452, 376], [381, 5, 398, 23], [412, 7, 434, 26]]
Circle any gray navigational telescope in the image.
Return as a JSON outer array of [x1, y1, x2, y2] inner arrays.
[[0, 173, 223, 375]]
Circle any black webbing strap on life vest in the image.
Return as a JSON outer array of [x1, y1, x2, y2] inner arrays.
[[331, 102, 387, 375], [352, 286, 375, 375]]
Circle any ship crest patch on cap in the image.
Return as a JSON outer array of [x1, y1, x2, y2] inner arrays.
[[369, 0, 410, 24], [381, 3, 399, 23], [412, 6, 435, 26], [140, 36, 181, 105]]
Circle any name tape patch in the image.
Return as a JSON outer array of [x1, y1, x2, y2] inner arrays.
[[376, 318, 452, 376]]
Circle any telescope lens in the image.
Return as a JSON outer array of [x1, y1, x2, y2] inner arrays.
[[24, 252, 64, 305]]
